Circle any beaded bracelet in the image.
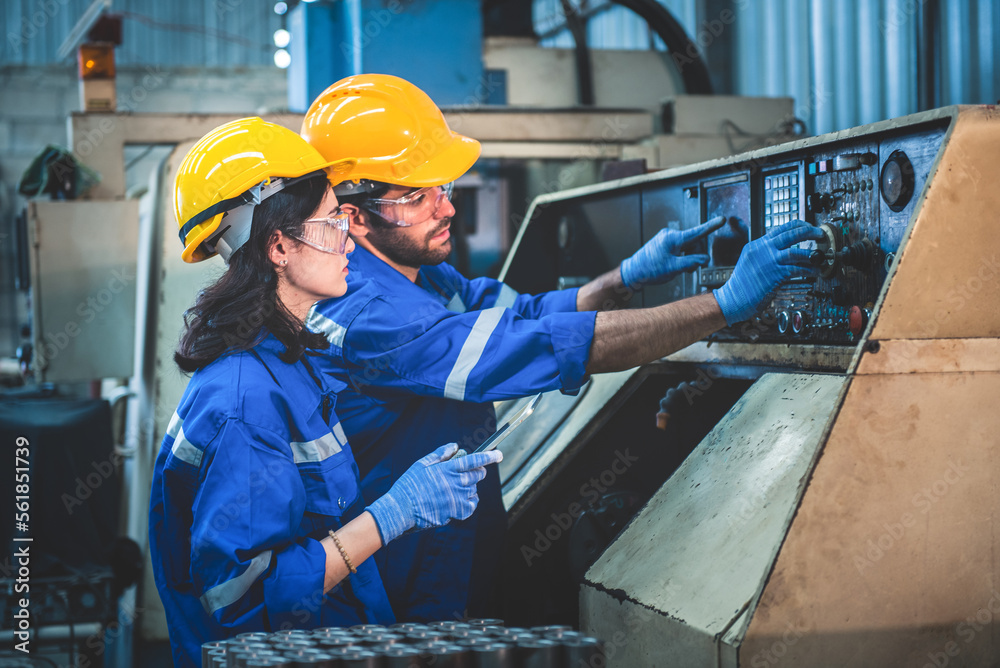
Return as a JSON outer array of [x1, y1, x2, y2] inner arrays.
[[329, 529, 357, 574]]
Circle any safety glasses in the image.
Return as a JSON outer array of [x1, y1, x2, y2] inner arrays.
[[291, 211, 351, 254], [362, 182, 454, 227]]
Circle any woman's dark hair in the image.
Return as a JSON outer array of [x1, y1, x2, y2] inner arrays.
[[175, 175, 330, 372]]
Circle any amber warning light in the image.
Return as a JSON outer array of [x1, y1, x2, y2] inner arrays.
[[78, 43, 115, 80]]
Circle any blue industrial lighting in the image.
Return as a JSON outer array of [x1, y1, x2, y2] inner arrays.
[[274, 49, 291, 68], [274, 28, 290, 48], [274, 2, 287, 15]]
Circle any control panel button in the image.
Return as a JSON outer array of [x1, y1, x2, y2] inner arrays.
[[777, 311, 790, 334], [791, 310, 806, 334], [848, 305, 869, 336]]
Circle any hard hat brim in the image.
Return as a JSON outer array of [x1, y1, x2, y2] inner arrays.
[[180, 157, 356, 263], [351, 134, 482, 189]]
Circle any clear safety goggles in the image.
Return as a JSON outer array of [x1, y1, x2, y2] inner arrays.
[[362, 182, 454, 227], [291, 210, 351, 254]]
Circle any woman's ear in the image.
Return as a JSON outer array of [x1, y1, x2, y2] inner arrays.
[[268, 230, 291, 269], [342, 204, 370, 240]]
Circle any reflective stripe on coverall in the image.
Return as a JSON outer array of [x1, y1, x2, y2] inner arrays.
[[309, 245, 596, 621], [149, 334, 394, 667]]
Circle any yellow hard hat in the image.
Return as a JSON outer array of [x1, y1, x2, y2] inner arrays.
[[301, 74, 481, 190], [175, 117, 356, 263]]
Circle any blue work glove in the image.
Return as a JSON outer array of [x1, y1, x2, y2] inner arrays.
[[620, 216, 726, 289], [366, 443, 502, 545], [713, 220, 824, 325]]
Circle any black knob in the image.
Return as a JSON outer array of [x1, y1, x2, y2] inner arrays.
[[809, 250, 825, 267], [838, 238, 875, 268]]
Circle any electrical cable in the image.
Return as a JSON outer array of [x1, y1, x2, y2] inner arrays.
[[540, 0, 713, 101], [607, 0, 714, 95], [117, 11, 269, 51], [720, 117, 808, 154]]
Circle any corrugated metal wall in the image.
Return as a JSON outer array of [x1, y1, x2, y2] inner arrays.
[[534, 0, 1000, 136], [3, 0, 280, 67], [734, 0, 1000, 135], [534, 0, 699, 50]]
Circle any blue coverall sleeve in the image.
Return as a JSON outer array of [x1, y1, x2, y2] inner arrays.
[[344, 299, 596, 403], [459, 270, 581, 320], [507, 287, 580, 319], [188, 419, 328, 628]]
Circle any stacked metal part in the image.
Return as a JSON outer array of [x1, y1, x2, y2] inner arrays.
[[200, 620, 605, 667]]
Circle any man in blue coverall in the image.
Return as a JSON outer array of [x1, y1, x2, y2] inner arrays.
[[301, 74, 823, 622]]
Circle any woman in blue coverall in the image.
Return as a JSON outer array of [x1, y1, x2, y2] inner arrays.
[[148, 117, 502, 668]]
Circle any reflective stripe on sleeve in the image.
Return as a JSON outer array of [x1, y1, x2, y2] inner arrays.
[[332, 422, 348, 448], [446, 293, 467, 313], [289, 431, 342, 464], [171, 426, 204, 467], [443, 307, 505, 401], [166, 411, 183, 438], [200, 550, 273, 615], [305, 309, 346, 348], [495, 284, 519, 309]]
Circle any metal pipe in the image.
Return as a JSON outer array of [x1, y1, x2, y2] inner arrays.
[[609, 0, 714, 94], [0, 622, 102, 643], [559, 0, 596, 105]]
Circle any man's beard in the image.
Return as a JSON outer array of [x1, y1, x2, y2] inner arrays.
[[366, 218, 452, 268]]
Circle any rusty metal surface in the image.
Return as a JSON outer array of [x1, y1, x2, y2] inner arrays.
[[856, 338, 1000, 375], [869, 106, 1000, 340], [664, 341, 854, 373], [581, 373, 848, 668], [741, 371, 1000, 667]]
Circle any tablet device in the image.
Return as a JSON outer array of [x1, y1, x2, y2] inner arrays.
[[472, 393, 542, 454]]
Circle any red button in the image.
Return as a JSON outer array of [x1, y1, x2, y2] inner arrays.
[[849, 305, 868, 336]]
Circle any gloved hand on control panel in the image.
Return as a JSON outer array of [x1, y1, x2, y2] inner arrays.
[[620, 215, 726, 289], [713, 220, 824, 325], [366, 443, 502, 545]]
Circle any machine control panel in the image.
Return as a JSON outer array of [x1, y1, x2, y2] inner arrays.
[[503, 117, 947, 348], [717, 141, 908, 344]]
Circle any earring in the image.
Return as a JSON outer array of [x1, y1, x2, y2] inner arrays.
[[280, 260, 287, 266]]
